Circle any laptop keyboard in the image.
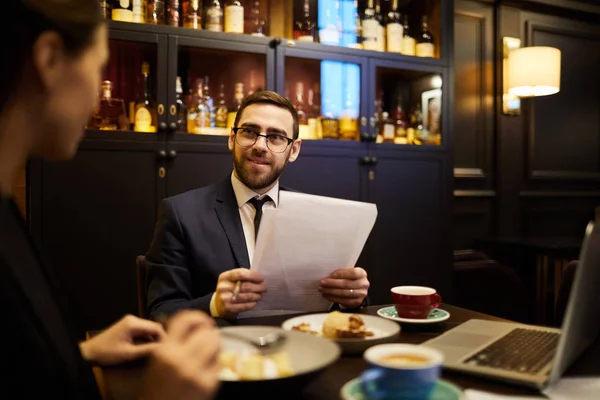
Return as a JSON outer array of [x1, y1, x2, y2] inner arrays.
[[463, 328, 560, 375]]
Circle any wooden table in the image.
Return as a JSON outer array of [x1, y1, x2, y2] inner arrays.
[[99, 304, 600, 399]]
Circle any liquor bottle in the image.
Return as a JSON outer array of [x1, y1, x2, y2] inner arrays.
[[247, 0, 265, 36], [175, 77, 188, 132], [192, 79, 211, 134], [416, 15, 435, 57], [203, 76, 215, 128], [112, 0, 133, 22], [167, 0, 180, 27], [182, 0, 201, 29], [215, 83, 228, 128], [99, 1, 112, 19], [205, 0, 223, 32], [294, 82, 310, 139], [294, 0, 316, 42], [379, 112, 395, 142], [132, 0, 145, 23], [146, 0, 165, 24], [401, 15, 415, 56], [227, 82, 244, 130], [361, 0, 379, 51], [134, 62, 158, 133], [187, 79, 200, 133], [87, 81, 129, 131], [392, 96, 408, 144], [225, 0, 244, 33], [375, 0, 385, 52], [386, 0, 403, 53]]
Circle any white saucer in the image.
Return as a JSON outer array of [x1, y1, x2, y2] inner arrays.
[[376, 306, 450, 324]]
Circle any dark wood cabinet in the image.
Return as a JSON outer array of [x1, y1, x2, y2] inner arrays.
[[28, 16, 455, 330]]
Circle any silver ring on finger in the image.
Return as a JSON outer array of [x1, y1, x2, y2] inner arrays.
[[350, 288, 354, 296]]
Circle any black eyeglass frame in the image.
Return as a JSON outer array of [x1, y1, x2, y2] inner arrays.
[[232, 127, 295, 153]]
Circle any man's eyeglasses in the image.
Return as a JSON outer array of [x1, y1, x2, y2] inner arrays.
[[232, 127, 294, 153]]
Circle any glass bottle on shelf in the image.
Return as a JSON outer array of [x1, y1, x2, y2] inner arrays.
[[167, 0, 180, 26], [132, 0, 145, 23], [182, 0, 201, 29], [112, 0, 134, 22], [362, 0, 379, 51], [202, 76, 215, 128], [87, 81, 128, 131], [134, 62, 158, 133], [386, 0, 403, 53], [225, 1, 244, 33], [175, 77, 188, 133], [247, 1, 265, 36], [295, 0, 316, 42], [147, 0, 166, 24], [379, 111, 395, 142], [401, 15, 416, 56], [294, 82, 311, 139], [393, 96, 408, 144], [100, 1, 111, 19], [192, 79, 211, 134], [187, 79, 199, 133], [227, 82, 244, 130], [375, 0, 385, 52], [205, 0, 223, 32], [321, 113, 339, 139], [416, 16, 435, 58], [215, 83, 229, 129]]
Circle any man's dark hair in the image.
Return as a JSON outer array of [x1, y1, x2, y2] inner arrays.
[[233, 90, 300, 139]]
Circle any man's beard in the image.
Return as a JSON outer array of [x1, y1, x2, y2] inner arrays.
[[233, 146, 289, 191]]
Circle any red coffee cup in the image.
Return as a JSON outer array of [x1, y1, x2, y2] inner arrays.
[[391, 286, 442, 319]]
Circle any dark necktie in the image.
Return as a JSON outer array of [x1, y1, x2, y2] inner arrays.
[[248, 196, 271, 239]]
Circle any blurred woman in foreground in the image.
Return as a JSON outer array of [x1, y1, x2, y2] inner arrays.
[[0, 1, 221, 398]]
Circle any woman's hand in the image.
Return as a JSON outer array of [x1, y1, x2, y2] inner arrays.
[[80, 315, 166, 367]]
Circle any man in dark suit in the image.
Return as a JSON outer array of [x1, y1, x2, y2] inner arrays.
[[146, 91, 370, 320]]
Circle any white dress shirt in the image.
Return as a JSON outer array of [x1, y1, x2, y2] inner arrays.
[[209, 173, 279, 316]]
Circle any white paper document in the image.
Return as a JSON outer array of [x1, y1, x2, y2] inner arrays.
[[245, 191, 377, 315]]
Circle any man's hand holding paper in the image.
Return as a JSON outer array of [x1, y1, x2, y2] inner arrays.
[[319, 267, 370, 308]]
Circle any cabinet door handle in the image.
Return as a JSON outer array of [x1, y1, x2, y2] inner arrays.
[[371, 157, 379, 166], [157, 150, 167, 160], [360, 156, 372, 165], [158, 122, 168, 133], [167, 150, 177, 160], [168, 122, 177, 134]]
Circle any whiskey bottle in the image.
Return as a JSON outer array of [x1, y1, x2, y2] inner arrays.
[[134, 62, 158, 133], [416, 16, 435, 57], [175, 77, 188, 132], [205, 0, 223, 32], [146, 0, 165, 24], [375, 0, 385, 52], [401, 15, 416, 56], [379, 111, 395, 142], [88, 81, 128, 131], [167, 0, 180, 27], [225, 0, 244, 34], [192, 79, 211, 134], [294, 82, 310, 139], [227, 82, 244, 130], [112, 0, 134, 22], [182, 0, 201, 29], [362, 0, 379, 51], [99, 1, 112, 19], [294, 0, 316, 42], [246, 0, 265, 36], [203, 76, 215, 128], [386, 0, 403, 53], [215, 83, 228, 128], [132, 0, 145, 23], [392, 96, 408, 144]]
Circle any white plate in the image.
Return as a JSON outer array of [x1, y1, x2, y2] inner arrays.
[[281, 313, 400, 354], [376, 306, 450, 324]]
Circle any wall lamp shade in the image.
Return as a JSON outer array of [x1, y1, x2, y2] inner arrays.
[[507, 46, 561, 98]]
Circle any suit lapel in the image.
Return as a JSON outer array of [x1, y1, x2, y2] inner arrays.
[[214, 178, 251, 268]]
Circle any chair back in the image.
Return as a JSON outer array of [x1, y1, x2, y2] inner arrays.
[[136, 255, 147, 318]]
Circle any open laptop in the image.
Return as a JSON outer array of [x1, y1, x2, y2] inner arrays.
[[423, 220, 600, 390]]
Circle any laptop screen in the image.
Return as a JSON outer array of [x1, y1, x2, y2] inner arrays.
[[549, 220, 600, 385]]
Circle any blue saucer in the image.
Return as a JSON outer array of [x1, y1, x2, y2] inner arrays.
[[340, 378, 462, 400]]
